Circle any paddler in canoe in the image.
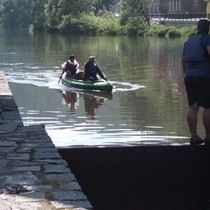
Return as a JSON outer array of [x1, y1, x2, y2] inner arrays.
[[60, 55, 108, 81], [59, 55, 112, 92], [60, 55, 84, 80], [83, 56, 108, 82]]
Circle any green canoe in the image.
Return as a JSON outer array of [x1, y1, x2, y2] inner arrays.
[[61, 74, 113, 92]]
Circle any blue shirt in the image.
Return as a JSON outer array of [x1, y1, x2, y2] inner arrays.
[[183, 34, 210, 78]]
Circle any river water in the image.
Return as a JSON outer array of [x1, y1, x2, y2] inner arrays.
[[0, 28, 202, 148]]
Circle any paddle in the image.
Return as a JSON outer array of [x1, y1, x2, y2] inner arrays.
[[58, 74, 62, 84], [103, 77, 108, 82]]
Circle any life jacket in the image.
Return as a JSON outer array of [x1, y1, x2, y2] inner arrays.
[[65, 61, 77, 75], [184, 34, 210, 62]]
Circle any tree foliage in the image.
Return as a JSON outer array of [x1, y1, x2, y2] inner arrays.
[[44, 0, 60, 31], [44, 0, 95, 31], [31, 0, 47, 30], [2, 0, 32, 28], [1, 0, 97, 30], [94, 0, 115, 12], [120, 0, 149, 31], [0, 0, 150, 35]]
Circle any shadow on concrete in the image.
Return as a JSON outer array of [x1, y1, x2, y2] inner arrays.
[[59, 145, 210, 210]]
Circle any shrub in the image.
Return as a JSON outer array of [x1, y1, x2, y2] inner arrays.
[[179, 26, 196, 37], [58, 12, 120, 35], [123, 17, 148, 35], [144, 25, 168, 37], [144, 25, 183, 38], [165, 27, 182, 38], [51, 13, 201, 38]]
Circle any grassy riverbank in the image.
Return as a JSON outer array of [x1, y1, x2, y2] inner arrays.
[[0, 10, 196, 38], [57, 13, 196, 38]]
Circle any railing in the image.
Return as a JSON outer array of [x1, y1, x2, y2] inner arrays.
[[149, 13, 207, 20], [164, 13, 206, 19]]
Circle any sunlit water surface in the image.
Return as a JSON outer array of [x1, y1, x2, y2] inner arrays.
[[0, 29, 200, 147]]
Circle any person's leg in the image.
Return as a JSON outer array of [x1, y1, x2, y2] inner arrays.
[[203, 108, 210, 140], [76, 71, 84, 80], [187, 102, 200, 140], [66, 71, 71, 78], [184, 77, 203, 143], [197, 77, 210, 143]]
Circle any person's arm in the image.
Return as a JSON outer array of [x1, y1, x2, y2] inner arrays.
[[96, 65, 107, 81], [60, 62, 67, 78], [83, 63, 89, 80], [74, 60, 79, 69]]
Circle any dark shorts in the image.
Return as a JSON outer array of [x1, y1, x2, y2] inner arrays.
[[184, 76, 210, 108]]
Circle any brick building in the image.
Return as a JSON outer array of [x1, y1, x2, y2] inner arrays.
[[148, 0, 207, 18]]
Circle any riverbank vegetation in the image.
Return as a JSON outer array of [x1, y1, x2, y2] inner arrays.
[[0, 0, 196, 38]]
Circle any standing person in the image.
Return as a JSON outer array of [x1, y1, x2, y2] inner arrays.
[[182, 19, 210, 145], [83, 56, 107, 82], [60, 55, 83, 80]]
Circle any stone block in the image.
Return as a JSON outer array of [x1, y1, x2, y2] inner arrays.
[[45, 173, 76, 182], [7, 153, 30, 160], [51, 200, 92, 209], [52, 191, 87, 201], [44, 165, 70, 174], [13, 166, 41, 172], [15, 192, 46, 202]]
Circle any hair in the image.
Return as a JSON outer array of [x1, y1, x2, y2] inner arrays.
[[197, 19, 210, 34], [88, 56, 95, 61], [69, 55, 75, 59]]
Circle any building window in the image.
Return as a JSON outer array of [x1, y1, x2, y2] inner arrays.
[[169, 0, 181, 13], [172, 1, 175, 12], [156, 5, 159, 12], [178, 0, 181, 12]]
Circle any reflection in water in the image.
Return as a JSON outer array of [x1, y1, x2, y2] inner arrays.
[[83, 95, 104, 119], [61, 90, 113, 119], [0, 29, 194, 147], [61, 91, 79, 112]]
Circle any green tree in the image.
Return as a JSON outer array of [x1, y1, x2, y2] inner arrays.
[[120, 0, 149, 34], [94, 0, 115, 12], [55, 0, 95, 16], [2, 0, 18, 27], [44, 0, 60, 31], [31, 0, 47, 30], [0, 6, 3, 25], [45, 0, 95, 31], [1, 0, 151, 35], [2, 0, 32, 28]]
